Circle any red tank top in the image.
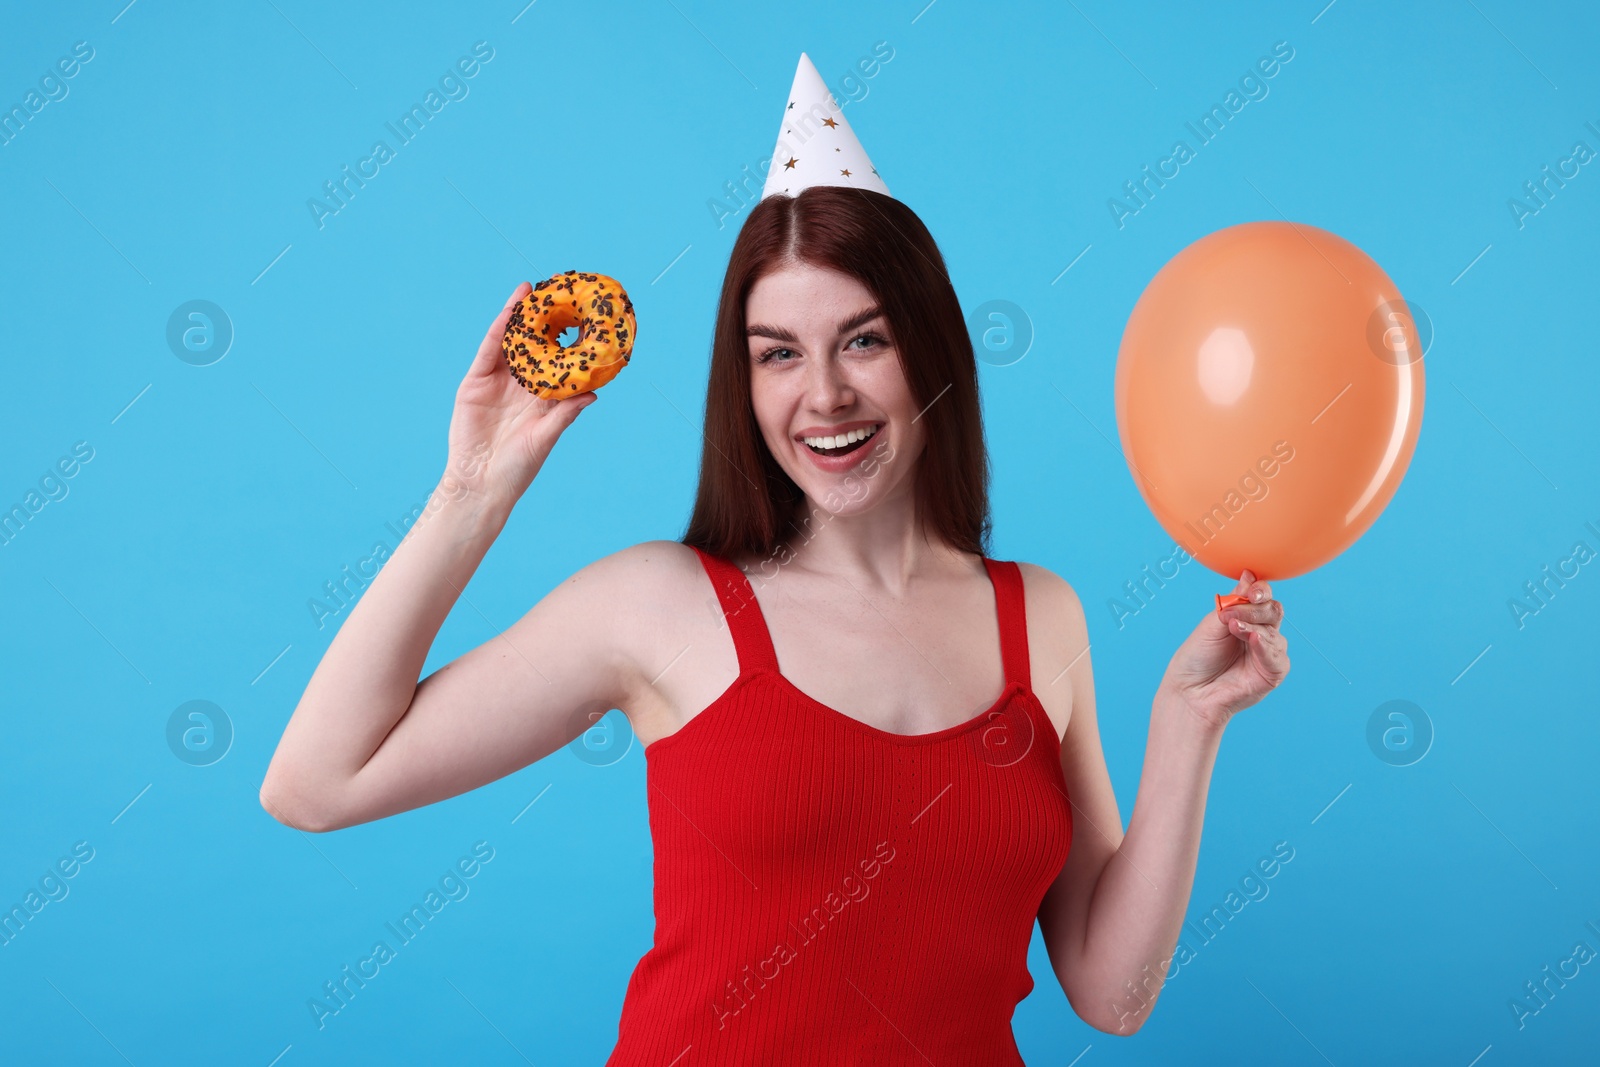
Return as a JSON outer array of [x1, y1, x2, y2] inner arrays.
[[607, 547, 1074, 1065]]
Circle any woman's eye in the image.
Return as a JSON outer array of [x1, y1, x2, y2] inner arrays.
[[756, 333, 884, 364]]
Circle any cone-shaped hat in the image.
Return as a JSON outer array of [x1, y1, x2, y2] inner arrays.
[[761, 52, 890, 199]]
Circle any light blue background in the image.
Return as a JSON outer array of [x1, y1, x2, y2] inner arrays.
[[2, 0, 1596, 1063]]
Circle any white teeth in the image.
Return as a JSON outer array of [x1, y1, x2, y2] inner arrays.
[[804, 424, 879, 449]]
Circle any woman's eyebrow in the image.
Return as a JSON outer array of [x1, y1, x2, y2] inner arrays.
[[746, 305, 884, 343]]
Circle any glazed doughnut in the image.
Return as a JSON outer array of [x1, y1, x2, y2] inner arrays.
[[501, 270, 636, 398]]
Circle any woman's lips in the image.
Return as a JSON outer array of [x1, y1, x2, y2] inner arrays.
[[796, 427, 883, 473]]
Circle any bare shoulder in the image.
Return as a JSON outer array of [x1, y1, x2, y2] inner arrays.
[[1014, 561, 1087, 631], [580, 539, 738, 745], [587, 538, 704, 589], [1012, 561, 1091, 741], [573, 537, 718, 678], [573, 539, 710, 639]]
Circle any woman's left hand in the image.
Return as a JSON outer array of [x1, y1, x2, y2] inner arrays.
[[1158, 569, 1291, 733]]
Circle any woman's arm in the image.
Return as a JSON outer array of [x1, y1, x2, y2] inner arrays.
[[1037, 570, 1289, 1034], [259, 283, 620, 832]]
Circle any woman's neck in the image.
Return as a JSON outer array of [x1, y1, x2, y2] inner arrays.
[[761, 495, 972, 595]]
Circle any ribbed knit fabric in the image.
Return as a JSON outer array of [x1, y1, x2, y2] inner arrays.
[[606, 546, 1074, 1066]]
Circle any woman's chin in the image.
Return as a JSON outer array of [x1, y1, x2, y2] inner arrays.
[[777, 430, 907, 516]]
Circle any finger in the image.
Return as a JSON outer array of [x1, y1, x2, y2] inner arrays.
[[1244, 622, 1291, 677], [528, 391, 599, 448], [1222, 599, 1282, 626], [470, 281, 533, 377], [1247, 578, 1273, 604], [1230, 617, 1278, 659], [1235, 617, 1289, 657], [1234, 568, 1255, 594], [564, 390, 599, 418]]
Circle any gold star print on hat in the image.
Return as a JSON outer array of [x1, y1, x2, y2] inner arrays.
[[761, 52, 890, 200]]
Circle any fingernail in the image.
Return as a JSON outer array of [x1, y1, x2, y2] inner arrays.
[[1251, 589, 1264, 602]]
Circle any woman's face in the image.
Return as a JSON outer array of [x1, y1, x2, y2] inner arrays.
[[745, 260, 924, 518]]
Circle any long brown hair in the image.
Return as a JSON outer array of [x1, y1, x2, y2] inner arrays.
[[679, 186, 992, 563]]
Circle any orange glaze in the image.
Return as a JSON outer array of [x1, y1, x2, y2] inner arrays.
[[501, 270, 636, 398]]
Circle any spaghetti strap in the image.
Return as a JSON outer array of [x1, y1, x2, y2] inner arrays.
[[982, 558, 1031, 689], [689, 546, 780, 675]]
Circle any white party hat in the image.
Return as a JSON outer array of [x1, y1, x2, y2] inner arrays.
[[761, 53, 890, 200]]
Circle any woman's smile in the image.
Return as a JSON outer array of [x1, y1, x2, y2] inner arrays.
[[795, 420, 885, 471]]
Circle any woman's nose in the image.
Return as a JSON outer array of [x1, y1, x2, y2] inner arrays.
[[805, 354, 853, 409]]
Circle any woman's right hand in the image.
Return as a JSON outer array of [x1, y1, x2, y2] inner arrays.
[[442, 281, 599, 513]]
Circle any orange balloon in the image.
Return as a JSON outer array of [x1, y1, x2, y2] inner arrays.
[[1114, 221, 1425, 585]]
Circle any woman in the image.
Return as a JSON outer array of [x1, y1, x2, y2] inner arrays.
[[260, 186, 1289, 1060]]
